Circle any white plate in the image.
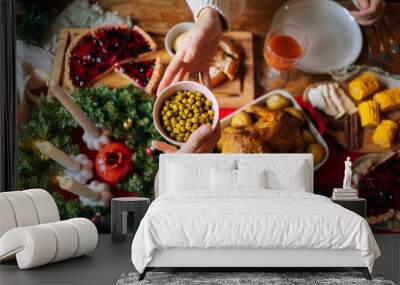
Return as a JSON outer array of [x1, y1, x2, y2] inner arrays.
[[272, 0, 362, 74], [220, 90, 329, 170]]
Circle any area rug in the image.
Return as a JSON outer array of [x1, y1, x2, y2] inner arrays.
[[116, 272, 395, 285]]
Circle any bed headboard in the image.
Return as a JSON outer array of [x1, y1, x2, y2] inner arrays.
[[157, 153, 314, 197]]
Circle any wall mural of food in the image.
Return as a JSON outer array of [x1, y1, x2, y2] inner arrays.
[[16, 0, 400, 234]]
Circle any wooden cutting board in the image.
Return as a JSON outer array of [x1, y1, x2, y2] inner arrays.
[[49, 28, 254, 109], [303, 80, 400, 153]]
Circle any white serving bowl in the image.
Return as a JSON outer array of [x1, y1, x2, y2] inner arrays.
[[153, 81, 219, 146], [164, 22, 194, 57]]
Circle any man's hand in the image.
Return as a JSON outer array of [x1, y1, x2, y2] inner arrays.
[[157, 7, 223, 95], [351, 0, 385, 25]]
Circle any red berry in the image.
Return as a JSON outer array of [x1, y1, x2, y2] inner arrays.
[[146, 147, 153, 157]]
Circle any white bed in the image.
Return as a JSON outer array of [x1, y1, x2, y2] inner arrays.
[[131, 154, 380, 280]]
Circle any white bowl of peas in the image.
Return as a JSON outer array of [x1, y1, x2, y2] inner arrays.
[[153, 81, 219, 146]]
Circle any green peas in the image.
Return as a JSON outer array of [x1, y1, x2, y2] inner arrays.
[[160, 90, 214, 141]]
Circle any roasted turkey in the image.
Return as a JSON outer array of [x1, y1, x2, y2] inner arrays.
[[218, 105, 305, 153]]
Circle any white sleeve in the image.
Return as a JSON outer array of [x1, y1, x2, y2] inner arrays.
[[185, 0, 245, 29]]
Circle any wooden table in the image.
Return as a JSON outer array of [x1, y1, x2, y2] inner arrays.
[[98, 0, 400, 99], [95, 0, 400, 197]]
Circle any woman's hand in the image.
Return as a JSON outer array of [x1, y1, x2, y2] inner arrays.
[[152, 123, 221, 154], [157, 7, 223, 95], [351, 0, 385, 25]]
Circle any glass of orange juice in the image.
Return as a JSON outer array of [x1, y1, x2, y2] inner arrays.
[[259, 24, 308, 90]]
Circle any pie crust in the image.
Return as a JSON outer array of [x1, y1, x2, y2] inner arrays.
[[65, 25, 157, 91], [115, 58, 164, 94]]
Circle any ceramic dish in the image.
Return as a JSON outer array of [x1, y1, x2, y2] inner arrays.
[[164, 22, 193, 57], [272, 0, 362, 74], [220, 89, 329, 170], [153, 81, 219, 146]]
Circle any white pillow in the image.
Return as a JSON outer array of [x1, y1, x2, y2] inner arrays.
[[266, 164, 307, 191], [166, 158, 236, 192], [162, 156, 236, 194], [211, 169, 267, 190], [167, 162, 211, 191], [211, 168, 236, 190], [238, 159, 309, 191], [236, 169, 267, 189]]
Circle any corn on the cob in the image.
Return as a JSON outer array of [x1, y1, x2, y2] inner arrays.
[[349, 72, 380, 101], [372, 120, 399, 149], [373, 88, 400, 112], [358, 100, 380, 127]]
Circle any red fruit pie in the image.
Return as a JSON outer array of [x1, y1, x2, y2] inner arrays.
[[65, 25, 158, 92], [115, 58, 163, 94], [95, 142, 133, 184]]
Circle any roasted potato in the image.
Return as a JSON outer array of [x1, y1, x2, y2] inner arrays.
[[245, 105, 271, 118], [284, 107, 305, 123], [307, 143, 325, 165], [231, 112, 253, 128], [266, 94, 291, 110], [302, 129, 316, 144]]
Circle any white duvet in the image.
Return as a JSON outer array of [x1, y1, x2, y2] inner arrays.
[[131, 190, 380, 273]]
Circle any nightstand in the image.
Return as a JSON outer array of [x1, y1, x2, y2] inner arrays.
[[111, 197, 150, 242], [331, 198, 366, 218]]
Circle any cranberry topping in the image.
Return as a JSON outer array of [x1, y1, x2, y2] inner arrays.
[[69, 33, 114, 87], [116, 60, 155, 88], [69, 26, 152, 88], [94, 26, 151, 62]]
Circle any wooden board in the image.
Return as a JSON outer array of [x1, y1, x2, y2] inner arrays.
[[49, 28, 254, 108], [303, 81, 400, 153], [141, 30, 255, 108], [213, 31, 254, 108]]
